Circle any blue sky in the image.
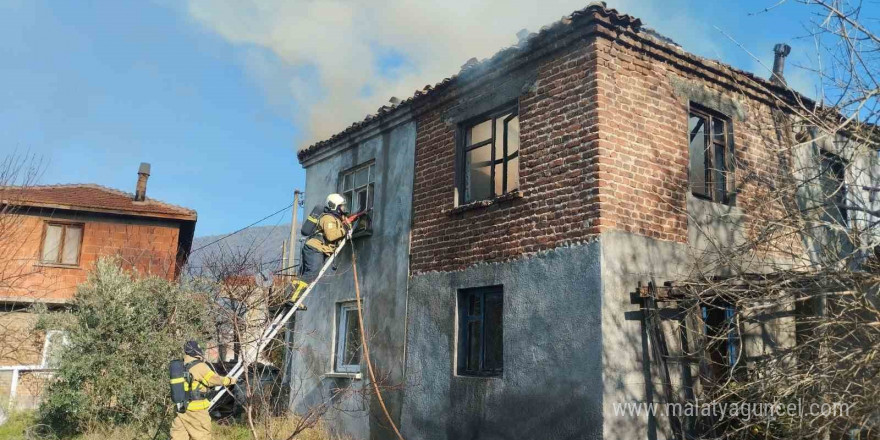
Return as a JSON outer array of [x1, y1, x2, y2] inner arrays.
[[2, 0, 874, 236]]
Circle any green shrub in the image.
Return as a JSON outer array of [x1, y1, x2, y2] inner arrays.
[[37, 258, 214, 437]]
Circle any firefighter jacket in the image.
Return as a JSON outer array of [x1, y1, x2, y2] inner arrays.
[[182, 355, 232, 411], [305, 211, 348, 255]]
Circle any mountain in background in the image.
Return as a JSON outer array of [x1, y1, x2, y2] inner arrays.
[[187, 224, 296, 282]]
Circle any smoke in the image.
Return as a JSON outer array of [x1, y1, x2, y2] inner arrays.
[[185, 0, 719, 150]]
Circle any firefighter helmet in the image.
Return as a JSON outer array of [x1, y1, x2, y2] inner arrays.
[[326, 193, 346, 212]]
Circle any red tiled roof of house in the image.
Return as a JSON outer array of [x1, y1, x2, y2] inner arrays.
[[0, 184, 197, 220]]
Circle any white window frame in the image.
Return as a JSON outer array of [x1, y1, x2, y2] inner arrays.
[[334, 302, 362, 373], [0, 329, 69, 409], [42, 330, 70, 368], [339, 162, 375, 214]]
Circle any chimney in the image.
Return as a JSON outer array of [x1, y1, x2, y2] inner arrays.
[[135, 162, 150, 201], [771, 43, 791, 85]]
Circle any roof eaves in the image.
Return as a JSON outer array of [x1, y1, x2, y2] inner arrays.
[[0, 183, 198, 221], [297, 1, 819, 162], [297, 3, 641, 163]]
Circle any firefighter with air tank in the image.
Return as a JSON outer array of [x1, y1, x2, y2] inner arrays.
[[289, 193, 355, 305], [169, 341, 234, 440], [167, 194, 363, 438]]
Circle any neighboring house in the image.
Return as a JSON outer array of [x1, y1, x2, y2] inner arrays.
[[288, 4, 879, 440], [0, 163, 197, 409]]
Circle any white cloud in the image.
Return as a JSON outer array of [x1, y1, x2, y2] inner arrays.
[[185, 0, 718, 149]]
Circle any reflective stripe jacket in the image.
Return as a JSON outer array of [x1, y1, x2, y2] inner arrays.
[[182, 354, 232, 411], [305, 213, 347, 255]]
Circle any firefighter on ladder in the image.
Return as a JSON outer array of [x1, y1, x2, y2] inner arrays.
[[289, 193, 351, 305], [170, 341, 234, 440]]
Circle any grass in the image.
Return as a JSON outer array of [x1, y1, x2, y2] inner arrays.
[[0, 412, 333, 440], [0, 411, 37, 440], [214, 415, 333, 440]]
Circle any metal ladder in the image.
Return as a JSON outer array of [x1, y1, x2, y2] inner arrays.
[[208, 236, 349, 410]]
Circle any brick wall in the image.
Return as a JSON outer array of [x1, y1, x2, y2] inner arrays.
[[411, 39, 602, 274], [0, 312, 43, 366], [593, 36, 691, 243], [410, 22, 798, 275], [1, 212, 183, 302], [593, 31, 798, 254]]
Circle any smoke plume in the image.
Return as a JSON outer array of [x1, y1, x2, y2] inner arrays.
[[185, 0, 721, 149]]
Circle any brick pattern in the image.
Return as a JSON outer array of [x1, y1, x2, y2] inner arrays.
[[411, 29, 798, 274], [1, 214, 181, 302], [594, 37, 689, 242], [594, 35, 796, 252], [411, 40, 601, 273], [0, 312, 43, 366]]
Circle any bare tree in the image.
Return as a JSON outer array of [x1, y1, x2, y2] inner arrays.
[[187, 240, 404, 440], [640, 2, 879, 438], [0, 153, 50, 414]]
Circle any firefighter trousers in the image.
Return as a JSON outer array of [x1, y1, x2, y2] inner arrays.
[[299, 244, 327, 283], [170, 409, 212, 440]]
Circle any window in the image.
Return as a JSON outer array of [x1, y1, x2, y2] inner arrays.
[[457, 286, 503, 376], [339, 163, 375, 214], [688, 105, 734, 204], [819, 151, 847, 226], [335, 302, 362, 373], [42, 330, 69, 368], [701, 303, 740, 381], [459, 106, 520, 203], [40, 223, 83, 266]]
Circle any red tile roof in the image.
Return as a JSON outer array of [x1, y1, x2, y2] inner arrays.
[[0, 184, 197, 220]]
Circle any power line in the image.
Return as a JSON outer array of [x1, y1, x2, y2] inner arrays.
[[190, 203, 294, 254]]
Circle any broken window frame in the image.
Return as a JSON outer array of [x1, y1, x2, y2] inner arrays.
[[699, 302, 741, 382], [334, 301, 362, 374], [457, 104, 520, 204], [40, 222, 84, 266], [339, 162, 375, 215], [819, 150, 848, 227], [457, 285, 503, 377], [338, 161, 375, 237], [688, 104, 735, 205]]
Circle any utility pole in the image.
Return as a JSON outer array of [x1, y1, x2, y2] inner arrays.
[[280, 189, 302, 400], [286, 190, 302, 276], [280, 240, 288, 279]]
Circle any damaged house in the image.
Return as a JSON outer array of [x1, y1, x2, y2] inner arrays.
[[286, 3, 879, 440]]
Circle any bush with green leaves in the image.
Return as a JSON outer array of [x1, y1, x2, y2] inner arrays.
[[37, 257, 214, 437]]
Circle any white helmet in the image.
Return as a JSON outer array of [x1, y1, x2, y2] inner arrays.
[[326, 193, 346, 211]]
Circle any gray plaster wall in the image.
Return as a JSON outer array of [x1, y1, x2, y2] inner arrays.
[[793, 129, 880, 265], [287, 120, 416, 440], [401, 242, 604, 440], [599, 229, 799, 440], [599, 231, 694, 440]]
